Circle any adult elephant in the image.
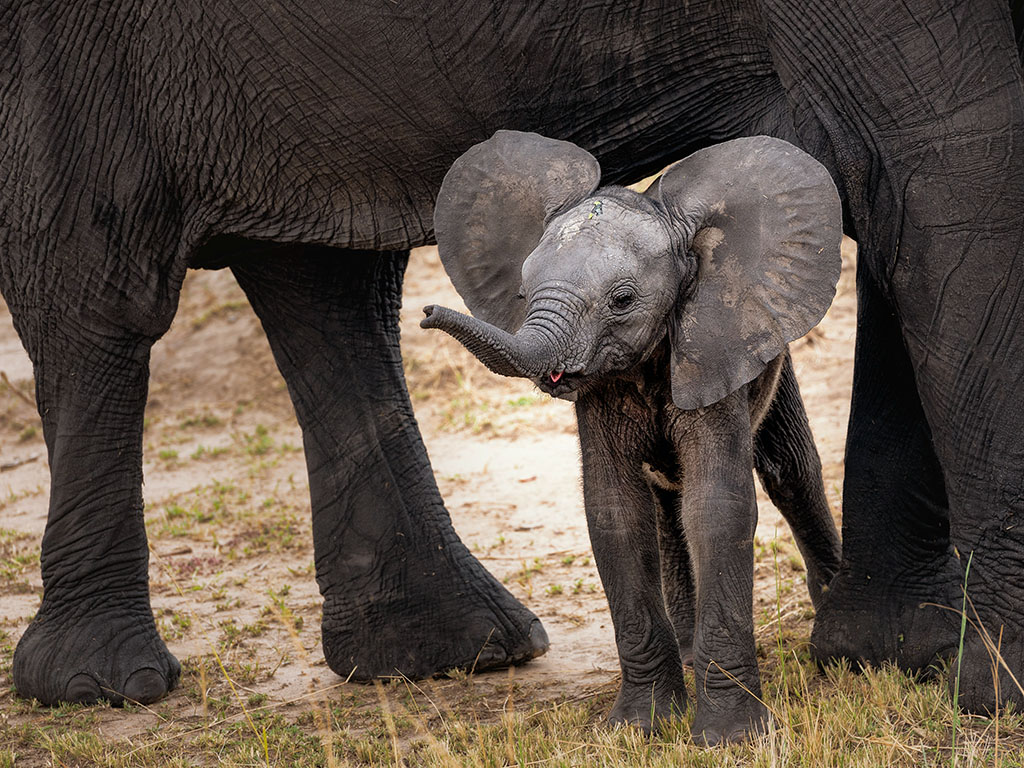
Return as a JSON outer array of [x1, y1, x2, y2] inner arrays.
[[1, 1, 1021, 713]]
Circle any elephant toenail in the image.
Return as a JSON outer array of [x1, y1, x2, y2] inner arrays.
[[527, 620, 550, 659], [727, 727, 752, 744], [123, 668, 167, 705], [65, 673, 102, 704]]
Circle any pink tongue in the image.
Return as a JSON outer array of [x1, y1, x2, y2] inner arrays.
[[550, 371, 563, 384]]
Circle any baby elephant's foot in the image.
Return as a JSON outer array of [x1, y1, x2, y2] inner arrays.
[[13, 600, 180, 706], [692, 698, 769, 746], [607, 676, 688, 734]]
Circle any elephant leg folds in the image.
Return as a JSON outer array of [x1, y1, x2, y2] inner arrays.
[[810, 562, 961, 675], [230, 245, 546, 679], [955, 629, 1024, 714], [320, 563, 548, 681]]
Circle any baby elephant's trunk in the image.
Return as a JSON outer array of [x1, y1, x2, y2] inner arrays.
[[420, 305, 559, 379]]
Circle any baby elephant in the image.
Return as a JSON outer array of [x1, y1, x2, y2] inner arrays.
[[422, 131, 842, 745]]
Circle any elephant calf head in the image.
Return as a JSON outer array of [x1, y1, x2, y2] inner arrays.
[[421, 130, 841, 409]]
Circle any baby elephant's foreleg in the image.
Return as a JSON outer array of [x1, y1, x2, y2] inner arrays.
[[673, 393, 768, 745], [576, 390, 688, 734]]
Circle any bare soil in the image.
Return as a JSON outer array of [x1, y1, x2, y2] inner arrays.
[[0, 239, 856, 748]]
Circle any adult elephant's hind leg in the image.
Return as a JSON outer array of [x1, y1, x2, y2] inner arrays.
[[230, 246, 546, 680], [810, 261, 960, 673], [10, 265, 182, 706], [892, 171, 1024, 714], [760, 0, 1021, 704]]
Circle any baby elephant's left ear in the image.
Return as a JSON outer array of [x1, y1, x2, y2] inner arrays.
[[655, 136, 842, 410]]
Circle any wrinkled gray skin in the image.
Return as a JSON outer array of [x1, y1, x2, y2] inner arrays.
[[423, 133, 844, 743]]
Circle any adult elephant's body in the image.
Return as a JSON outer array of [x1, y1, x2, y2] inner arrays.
[[1, 1, 1021, 712]]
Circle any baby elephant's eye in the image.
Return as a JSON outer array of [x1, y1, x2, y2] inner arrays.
[[610, 289, 636, 311]]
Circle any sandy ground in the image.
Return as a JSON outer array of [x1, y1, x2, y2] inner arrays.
[[0, 239, 856, 741]]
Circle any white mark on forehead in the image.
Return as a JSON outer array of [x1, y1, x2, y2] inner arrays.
[[556, 218, 586, 249], [555, 199, 611, 250]]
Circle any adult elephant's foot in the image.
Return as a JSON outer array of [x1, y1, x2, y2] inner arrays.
[[607, 677, 688, 734], [691, 698, 768, 746], [810, 557, 961, 674], [954, 630, 1024, 713], [321, 553, 547, 680], [13, 600, 180, 706]]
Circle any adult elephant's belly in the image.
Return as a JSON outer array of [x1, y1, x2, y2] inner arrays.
[[183, 0, 789, 256]]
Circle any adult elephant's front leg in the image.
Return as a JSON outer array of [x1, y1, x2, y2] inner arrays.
[[230, 246, 546, 679], [10, 283, 182, 705], [575, 391, 687, 733]]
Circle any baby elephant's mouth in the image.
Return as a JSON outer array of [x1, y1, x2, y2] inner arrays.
[[537, 370, 581, 401]]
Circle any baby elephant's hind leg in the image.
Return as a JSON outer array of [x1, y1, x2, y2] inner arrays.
[[753, 353, 841, 607], [653, 486, 695, 667]]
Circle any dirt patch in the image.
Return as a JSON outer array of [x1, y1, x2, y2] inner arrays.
[[0, 239, 855, 748]]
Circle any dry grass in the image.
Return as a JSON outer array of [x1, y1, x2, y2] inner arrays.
[[4, 605, 1024, 767], [4, 533, 1023, 767]]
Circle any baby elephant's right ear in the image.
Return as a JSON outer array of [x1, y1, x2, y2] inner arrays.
[[434, 130, 601, 333]]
